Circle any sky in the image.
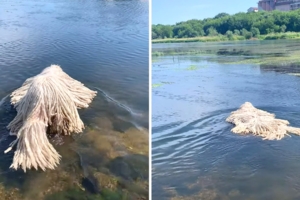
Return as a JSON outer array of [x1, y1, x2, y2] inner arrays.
[[152, 0, 259, 25]]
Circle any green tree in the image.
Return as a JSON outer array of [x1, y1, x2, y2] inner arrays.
[[152, 31, 158, 39], [152, 9, 300, 39], [241, 28, 253, 39], [250, 27, 260, 37], [214, 12, 230, 19], [241, 28, 248, 36], [234, 29, 240, 35], [281, 24, 287, 33], [226, 30, 234, 40], [161, 25, 173, 38], [245, 32, 253, 39], [206, 27, 218, 36], [173, 24, 199, 38]]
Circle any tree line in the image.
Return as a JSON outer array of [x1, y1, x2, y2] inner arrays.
[[152, 9, 300, 40]]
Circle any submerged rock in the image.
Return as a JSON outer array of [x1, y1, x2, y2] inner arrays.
[[0, 184, 22, 200], [0, 115, 148, 200], [228, 189, 240, 197], [108, 154, 148, 181], [164, 187, 226, 200], [71, 121, 149, 199]]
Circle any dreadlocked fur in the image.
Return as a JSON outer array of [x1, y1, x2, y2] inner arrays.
[[226, 102, 300, 140], [6, 65, 97, 172]]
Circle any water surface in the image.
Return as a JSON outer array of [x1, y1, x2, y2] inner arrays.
[[152, 40, 300, 200], [0, 0, 149, 199]]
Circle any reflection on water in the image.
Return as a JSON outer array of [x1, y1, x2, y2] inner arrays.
[[0, 0, 148, 199], [152, 40, 300, 200]]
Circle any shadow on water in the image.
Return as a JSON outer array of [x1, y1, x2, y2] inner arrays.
[[152, 40, 300, 200]]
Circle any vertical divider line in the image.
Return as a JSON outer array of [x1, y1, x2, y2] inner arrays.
[[149, 0, 153, 199]]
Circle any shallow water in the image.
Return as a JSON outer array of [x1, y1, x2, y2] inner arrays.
[[0, 0, 148, 199], [152, 40, 300, 200]]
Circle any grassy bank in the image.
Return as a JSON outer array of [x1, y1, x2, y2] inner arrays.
[[152, 32, 300, 44]]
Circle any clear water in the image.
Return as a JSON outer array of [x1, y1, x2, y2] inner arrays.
[[152, 40, 300, 200], [0, 0, 149, 199]]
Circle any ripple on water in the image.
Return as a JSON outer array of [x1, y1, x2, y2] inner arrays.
[[0, 0, 148, 198], [153, 108, 300, 199], [152, 54, 300, 199]]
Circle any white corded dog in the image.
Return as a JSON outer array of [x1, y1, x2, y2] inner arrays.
[[5, 65, 97, 172], [227, 102, 300, 140]]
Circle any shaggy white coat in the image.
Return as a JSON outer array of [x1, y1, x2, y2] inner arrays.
[[6, 65, 97, 172], [226, 102, 300, 140]]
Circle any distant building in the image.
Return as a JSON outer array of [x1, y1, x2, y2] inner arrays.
[[290, 1, 300, 10], [258, 0, 300, 11], [258, 0, 277, 11], [248, 7, 259, 12], [257, 6, 265, 11], [275, 0, 291, 11]]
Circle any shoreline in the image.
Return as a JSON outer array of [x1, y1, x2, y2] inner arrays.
[[152, 32, 300, 44]]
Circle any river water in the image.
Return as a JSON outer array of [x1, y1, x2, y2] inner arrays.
[[0, 0, 149, 199], [152, 40, 300, 200]]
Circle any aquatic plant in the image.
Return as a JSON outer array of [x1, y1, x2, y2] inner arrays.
[[152, 83, 163, 88], [152, 51, 164, 57], [71, 124, 148, 199], [288, 73, 300, 77], [152, 57, 161, 63], [226, 102, 300, 140], [5, 65, 97, 172], [186, 65, 198, 71], [215, 49, 300, 66]]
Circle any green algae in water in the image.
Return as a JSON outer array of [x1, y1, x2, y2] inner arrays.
[[161, 81, 173, 84], [152, 83, 163, 88], [152, 82, 174, 88], [0, 120, 149, 200], [186, 65, 198, 71], [152, 51, 164, 57], [210, 49, 300, 66], [288, 73, 300, 76], [70, 125, 149, 200], [44, 188, 127, 200], [185, 65, 208, 71], [152, 57, 161, 63]]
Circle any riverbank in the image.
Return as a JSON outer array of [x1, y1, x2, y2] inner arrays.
[[152, 39, 300, 67], [152, 32, 300, 44], [153, 49, 300, 66]]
